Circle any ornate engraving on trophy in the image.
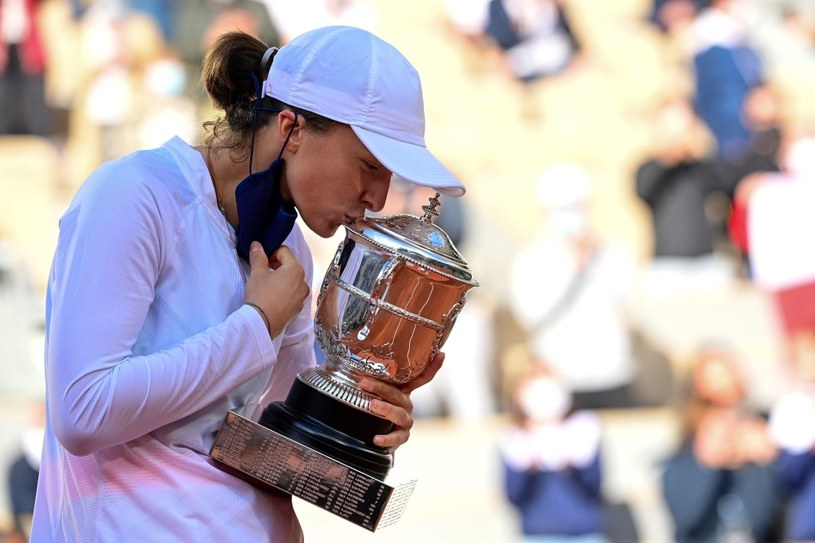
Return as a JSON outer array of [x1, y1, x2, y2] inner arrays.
[[211, 411, 417, 531]]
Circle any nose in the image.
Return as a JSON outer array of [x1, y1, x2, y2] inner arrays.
[[362, 176, 391, 212]]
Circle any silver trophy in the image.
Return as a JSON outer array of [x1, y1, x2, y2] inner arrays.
[[211, 194, 478, 530]]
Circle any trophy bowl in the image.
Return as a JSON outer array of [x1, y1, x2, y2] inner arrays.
[[258, 194, 478, 478]]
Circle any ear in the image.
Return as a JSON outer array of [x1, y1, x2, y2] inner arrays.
[[276, 109, 303, 152]]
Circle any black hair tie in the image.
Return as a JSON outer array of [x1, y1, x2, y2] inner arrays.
[[261, 46, 279, 75]]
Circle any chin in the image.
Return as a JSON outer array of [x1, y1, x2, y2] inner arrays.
[[313, 222, 340, 239]]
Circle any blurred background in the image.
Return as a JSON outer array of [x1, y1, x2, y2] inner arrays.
[[3, 0, 815, 541]]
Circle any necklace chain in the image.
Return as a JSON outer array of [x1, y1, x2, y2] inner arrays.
[[206, 147, 227, 217]]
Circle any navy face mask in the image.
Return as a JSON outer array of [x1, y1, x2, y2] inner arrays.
[[233, 111, 299, 262]]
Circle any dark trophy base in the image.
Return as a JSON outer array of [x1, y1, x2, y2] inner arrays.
[[259, 376, 394, 478], [209, 378, 417, 531]]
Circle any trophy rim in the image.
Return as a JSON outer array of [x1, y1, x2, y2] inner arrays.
[[345, 218, 479, 286]]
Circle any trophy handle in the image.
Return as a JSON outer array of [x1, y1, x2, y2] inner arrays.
[[430, 293, 467, 359]]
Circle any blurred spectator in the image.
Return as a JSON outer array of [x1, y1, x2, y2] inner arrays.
[[442, 0, 493, 76], [724, 84, 783, 183], [64, 2, 195, 182], [768, 329, 815, 542], [750, 4, 815, 85], [6, 403, 44, 542], [509, 164, 639, 410], [499, 364, 609, 543], [126, 0, 173, 41], [171, 0, 281, 106], [0, 239, 46, 399], [75, 2, 137, 160], [0, 0, 52, 136], [70, 0, 174, 41], [133, 52, 197, 150], [444, 0, 490, 37], [634, 96, 738, 296], [483, 0, 581, 88], [721, 84, 783, 272], [690, 0, 765, 165], [649, 0, 711, 35], [263, 0, 378, 44], [661, 344, 783, 543], [744, 132, 815, 338]]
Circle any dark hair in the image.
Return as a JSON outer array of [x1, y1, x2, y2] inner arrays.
[[201, 31, 339, 152]]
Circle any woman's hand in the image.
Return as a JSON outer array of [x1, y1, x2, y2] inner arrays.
[[359, 352, 445, 451], [734, 417, 777, 466], [694, 407, 738, 469], [244, 241, 309, 337]]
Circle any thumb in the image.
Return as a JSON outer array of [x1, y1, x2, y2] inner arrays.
[[270, 245, 295, 269], [248, 241, 268, 270]]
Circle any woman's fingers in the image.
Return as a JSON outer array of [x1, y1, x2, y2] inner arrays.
[[356, 352, 446, 451], [401, 352, 445, 395], [359, 378, 413, 450], [370, 425, 410, 451], [360, 378, 413, 421], [244, 242, 308, 337]]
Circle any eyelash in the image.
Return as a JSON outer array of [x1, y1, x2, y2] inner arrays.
[[364, 161, 379, 172]]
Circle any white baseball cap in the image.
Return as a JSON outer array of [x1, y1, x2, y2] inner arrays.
[[263, 25, 465, 197]]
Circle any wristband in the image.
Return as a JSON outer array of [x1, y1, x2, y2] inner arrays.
[[243, 302, 271, 335]]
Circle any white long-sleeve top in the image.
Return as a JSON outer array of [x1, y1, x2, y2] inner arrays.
[[30, 136, 315, 542]]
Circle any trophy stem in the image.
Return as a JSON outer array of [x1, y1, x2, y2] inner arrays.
[[298, 364, 379, 412]]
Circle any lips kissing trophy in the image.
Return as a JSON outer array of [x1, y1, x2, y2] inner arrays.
[[210, 194, 478, 531]]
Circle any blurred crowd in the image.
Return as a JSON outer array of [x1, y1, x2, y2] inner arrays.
[[3, 0, 815, 541]]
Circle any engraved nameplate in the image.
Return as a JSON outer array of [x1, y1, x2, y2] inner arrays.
[[209, 410, 417, 531]]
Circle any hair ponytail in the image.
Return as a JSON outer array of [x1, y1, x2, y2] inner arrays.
[[201, 31, 275, 149]]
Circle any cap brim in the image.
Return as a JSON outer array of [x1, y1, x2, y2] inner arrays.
[[352, 126, 465, 197]]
